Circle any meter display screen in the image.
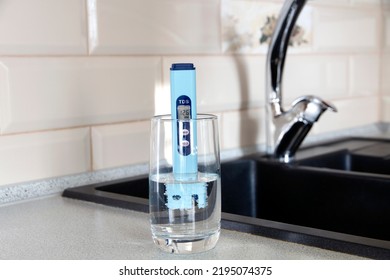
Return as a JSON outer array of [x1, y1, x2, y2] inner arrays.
[[177, 105, 191, 120]]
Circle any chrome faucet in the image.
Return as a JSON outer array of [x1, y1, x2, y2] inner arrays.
[[265, 0, 337, 163]]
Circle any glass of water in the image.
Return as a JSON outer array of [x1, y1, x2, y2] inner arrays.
[[149, 114, 221, 254]]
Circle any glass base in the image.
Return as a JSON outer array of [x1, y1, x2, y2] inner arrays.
[[152, 230, 220, 254]]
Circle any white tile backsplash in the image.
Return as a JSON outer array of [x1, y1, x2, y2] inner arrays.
[[383, 97, 390, 122], [92, 121, 150, 170], [385, 13, 390, 50], [349, 55, 380, 96], [284, 55, 349, 102], [0, 0, 387, 189], [0, 128, 90, 186], [221, 108, 265, 150], [312, 97, 380, 134], [351, 0, 382, 5], [0, 0, 87, 55], [314, 0, 350, 6], [382, 53, 390, 122], [0, 57, 161, 134], [313, 7, 380, 52], [382, 54, 390, 95], [162, 56, 265, 114], [88, 0, 220, 55]]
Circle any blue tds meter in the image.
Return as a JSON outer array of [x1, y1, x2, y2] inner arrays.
[[170, 63, 197, 177], [165, 63, 207, 210]]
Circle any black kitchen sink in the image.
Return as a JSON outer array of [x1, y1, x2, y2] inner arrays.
[[63, 137, 390, 259], [299, 150, 390, 175]]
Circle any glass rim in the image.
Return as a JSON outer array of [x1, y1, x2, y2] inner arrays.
[[151, 113, 217, 121]]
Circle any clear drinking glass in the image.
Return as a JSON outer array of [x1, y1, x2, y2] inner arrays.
[[149, 114, 221, 254]]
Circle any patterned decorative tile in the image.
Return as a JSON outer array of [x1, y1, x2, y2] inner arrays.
[[221, 0, 313, 53]]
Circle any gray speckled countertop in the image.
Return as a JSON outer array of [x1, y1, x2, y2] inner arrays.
[[0, 195, 365, 260]]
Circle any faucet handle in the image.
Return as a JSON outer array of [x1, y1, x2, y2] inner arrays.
[[292, 95, 337, 123]]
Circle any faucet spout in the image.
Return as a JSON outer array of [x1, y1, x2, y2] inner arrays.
[[265, 0, 337, 162], [274, 95, 337, 162]]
